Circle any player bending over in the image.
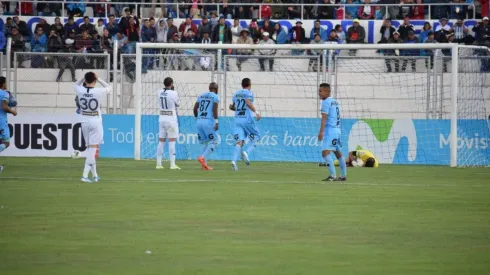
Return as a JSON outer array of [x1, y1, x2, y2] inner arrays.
[[0, 77, 18, 173], [194, 82, 220, 170], [156, 77, 181, 170], [75, 72, 111, 183], [335, 150, 378, 168], [229, 78, 261, 171], [317, 83, 347, 181]]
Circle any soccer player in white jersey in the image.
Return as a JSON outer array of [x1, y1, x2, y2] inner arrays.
[[317, 83, 347, 181], [229, 78, 261, 171], [194, 82, 220, 171], [74, 72, 112, 183], [156, 77, 181, 170]]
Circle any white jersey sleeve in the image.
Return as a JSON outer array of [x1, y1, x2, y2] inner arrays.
[[158, 89, 179, 122]]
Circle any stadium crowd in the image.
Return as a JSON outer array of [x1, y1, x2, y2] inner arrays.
[[0, 0, 488, 75]]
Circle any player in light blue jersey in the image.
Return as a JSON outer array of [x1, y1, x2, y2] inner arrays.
[[317, 83, 347, 181], [193, 82, 220, 171], [229, 78, 261, 171], [0, 76, 18, 173]]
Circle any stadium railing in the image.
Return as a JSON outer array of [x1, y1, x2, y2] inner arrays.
[[3, 0, 478, 20]]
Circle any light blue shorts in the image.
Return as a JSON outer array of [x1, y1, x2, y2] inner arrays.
[[0, 120, 10, 142], [197, 121, 220, 144], [322, 129, 342, 151], [234, 122, 260, 142]]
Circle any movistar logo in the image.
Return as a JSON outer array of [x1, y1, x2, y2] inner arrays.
[[348, 119, 418, 164]]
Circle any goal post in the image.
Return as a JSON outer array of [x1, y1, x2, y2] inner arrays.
[[134, 42, 490, 167]]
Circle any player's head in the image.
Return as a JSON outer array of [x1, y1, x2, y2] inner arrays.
[[241, 78, 251, 89], [318, 83, 331, 100], [365, 157, 376, 168], [0, 76, 6, 90], [209, 82, 218, 94], [84, 72, 97, 85], [164, 77, 174, 89]]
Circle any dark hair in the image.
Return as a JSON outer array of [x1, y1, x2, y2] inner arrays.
[[334, 24, 342, 30], [209, 82, 218, 92], [109, 14, 115, 18], [68, 17, 74, 21], [98, 18, 103, 22], [164, 77, 173, 87], [84, 72, 97, 84], [0, 76, 6, 86], [319, 83, 330, 88], [241, 78, 251, 88], [365, 157, 376, 167], [83, 16, 89, 20]]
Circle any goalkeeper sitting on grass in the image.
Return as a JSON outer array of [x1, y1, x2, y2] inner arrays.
[[336, 150, 379, 168]]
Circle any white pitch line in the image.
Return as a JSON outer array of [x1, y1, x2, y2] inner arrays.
[[1, 176, 489, 188]]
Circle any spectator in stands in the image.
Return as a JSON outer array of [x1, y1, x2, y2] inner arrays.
[[119, 8, 139, 35], [249, 19, 262, 43], [80, 16, 95, 34], [423, 31, 437, 69], [106, 15, 119, 38], [346, 19, 365, 56], [335, 24, 346, 43], [472, 17, 490, 46], [385, 31, 403, 72], [377, 0, 400, 20], [51, 17, 65, 38], [230, 18, 243, 43], [236, 29, 254, 71], [440, 33, 455, 72], [261, 0, 273, 19], [75, 30, 93, 53], [426, 0, 449, 19], [452, 18, 472, 44], [271, 23, 289, 44], [93, 0, 110, 17], [344, 0, 360, 19], [318, 0, 335, 19], [200, 31, 212, 44], [310, 19, 327, 41], [17, 1, 34, 16], [95, 19, 104, 37], [13, 17, 28, 38], [289, 21, 306, 44], [411, 0, 425, 20], [358, 0, 376, 19], [435, 18, 451, 33], [198, 16, 213, 41], [36, 1, 56, 16], [31, 28, 47, 52], [261, 19, 275, 36], [156, 18, 169, 43], [10, 27, 25, 68], [287, 1, 302, 19], [101, 29, 113, 54], [397, 16, 414, 40], [67, 0, 86, 17], [182, 29, 197, 44], [419, 22, 433, 43], [450, 0, 466, 19], [113, 32, 128, 54], [399, 0, 414, 18], [166, 18, 179, 42], [150, 18, 156, 28], [401, 30, 419, 72], [309, 33, 324, 72], [179, 16, 198, 38], [212, 16, 232, 44], [35, 18, 51, 36], [47, 29, 62, 53], [4, 17, 16, 38], [326, 29, 342, 68], [210, 12, 220, 29], [378, 18, 396, 43], [257, 32, 276, 71], [141, 19, 157, 43], [64, 17, 80, 37], [56, 39, 77, 82], [125, 17, 139, 54]]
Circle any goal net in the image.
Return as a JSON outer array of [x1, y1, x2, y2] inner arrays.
[[134, 43, 490, 167]]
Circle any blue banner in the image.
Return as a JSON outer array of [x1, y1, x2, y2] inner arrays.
[[99, 115, 490, 166]]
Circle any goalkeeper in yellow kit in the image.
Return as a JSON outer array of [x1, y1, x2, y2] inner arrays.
[[334, 150, 379, 168]]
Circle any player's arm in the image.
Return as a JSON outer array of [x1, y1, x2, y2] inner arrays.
[[97, 78, 112, 94], [73, 78, 85, 90], [193, 102, 199, 118], [318, 113, 327, 141], [213, 101, 219, 130], [229, 103, 236, 111], [2, 100, 17, 116], [245, 99, 260, 120]]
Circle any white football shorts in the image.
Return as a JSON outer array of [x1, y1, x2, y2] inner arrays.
[[159, 121, 179, 139], [81, 120, 104, 146]]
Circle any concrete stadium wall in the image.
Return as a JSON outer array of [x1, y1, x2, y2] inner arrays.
[[14, 56, 490, 120]]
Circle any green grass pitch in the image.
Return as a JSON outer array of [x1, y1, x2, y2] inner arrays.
[[0, 157, 489, 275]]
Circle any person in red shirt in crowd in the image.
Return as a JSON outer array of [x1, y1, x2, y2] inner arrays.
[[179, 16, 198, 38], [260, 1, 272, 19], [482, 0, 489, 18], [411, 0, 425, 20]]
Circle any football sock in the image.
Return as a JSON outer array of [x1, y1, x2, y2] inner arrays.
[[199, 144, 207, 157], [202, 143, 215, 159], [245, 140, 257, 154], [156, 141, 164, 166], [83, 147, 96, 178], [232, 144, 241, 162], [169, 141, 176, 167], [338, 156, 347, 178], [324, 154, 336, 177], [0, 144, 5, 153]]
